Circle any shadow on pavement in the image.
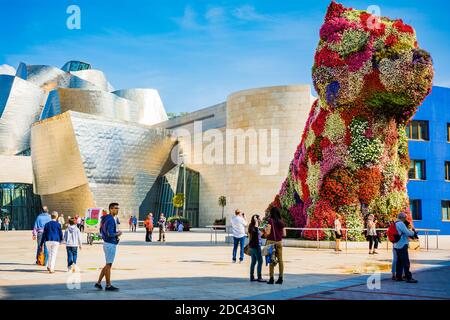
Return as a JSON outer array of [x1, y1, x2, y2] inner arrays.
[[0, 273, 355, 300]]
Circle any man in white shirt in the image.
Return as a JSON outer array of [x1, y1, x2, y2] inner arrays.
[[231, 209, 247, 263]]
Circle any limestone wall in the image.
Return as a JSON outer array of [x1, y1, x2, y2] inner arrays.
[[224, 85, 314, 223]]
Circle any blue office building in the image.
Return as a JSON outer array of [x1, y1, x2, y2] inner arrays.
[[407, 86, 450, 234]]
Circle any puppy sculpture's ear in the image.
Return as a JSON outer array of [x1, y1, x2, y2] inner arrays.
[[324, 1, 347, 22]]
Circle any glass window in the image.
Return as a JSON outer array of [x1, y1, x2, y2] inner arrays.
[[448, 124, 450, 142], [410, 200, 422, 221], [0, 183, 42, 230], [409, 160, 426, 180], [446, 162, 450, 181], [406, 121, 429, 141], [442, 201, 450, 221]]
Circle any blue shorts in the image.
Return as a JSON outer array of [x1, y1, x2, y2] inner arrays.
[[103, 242, 117, 264]]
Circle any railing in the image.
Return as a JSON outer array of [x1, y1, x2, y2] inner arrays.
[[205, 225, 228, 244], [284, 227, 441, 252], [204, 225, 441, 250]]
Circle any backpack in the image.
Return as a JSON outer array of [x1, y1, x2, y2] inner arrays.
[[387, 221, 401, 243]]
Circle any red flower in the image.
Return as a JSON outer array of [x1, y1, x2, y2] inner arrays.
[[393, 19, 414, 34], [311, 109, 329, 136], [289, 203, 307, 229], [325, 1, 349, 22], [301, 180, 310, 202], [315, 46, 346, 68], [320, 168, 357, 208], [385, 34, 398, 47], [360, 12, 386, 37], [356, 167, 382, 204], [362, 69, 385, 96], [320, 17, 354, 41], [303, 200, 336, 240], [320, 137, 332, 150], [345, 44, 373, 72]]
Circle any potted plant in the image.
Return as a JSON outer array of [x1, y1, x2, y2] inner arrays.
[[167, 215, 190, 231]]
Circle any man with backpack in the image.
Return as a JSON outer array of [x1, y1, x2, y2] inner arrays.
[[387, 212, 418, 283]]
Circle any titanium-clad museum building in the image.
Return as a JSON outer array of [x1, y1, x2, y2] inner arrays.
[[1, 61, 449, 233], [0, 61, 314, 229]]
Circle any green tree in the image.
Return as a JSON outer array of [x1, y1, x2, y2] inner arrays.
[[218, 196, 226, 220]]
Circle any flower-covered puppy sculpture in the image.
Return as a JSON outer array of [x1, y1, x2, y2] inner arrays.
[[270, 1, 434, 240]]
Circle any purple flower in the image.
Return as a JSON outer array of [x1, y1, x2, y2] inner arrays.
[[326, 81, 340, 107]]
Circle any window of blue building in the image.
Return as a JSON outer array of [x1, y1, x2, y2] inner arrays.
[[406, 121, 429, 141], [448, 123, 450, 142], [442, 201, 450, 221], [409, 160, 426, 180], [446, 162, 450, 181], [410, 200, 422, 221]]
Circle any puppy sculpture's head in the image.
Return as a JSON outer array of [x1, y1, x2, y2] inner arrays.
[[313, 1, 433, 122]]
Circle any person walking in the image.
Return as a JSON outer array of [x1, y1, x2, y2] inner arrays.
[[95, 203, 122, 291], [231, 209, 247, 263], [0, 216, 2, 231], [367, 214, 379, 254], [32, 206, 51, 265], [394, 212, 418, 283], [80, 217, 85, 233], [132, 216, 138, 232], [58, 213, 65, 230], [64, 218, 82, 272], [144, 213, 154, 242], [3, 216, 9, 231], [40, 211, 63, 273], [334, 214, 343, 252], [248, 214, 265, 282], [158, 213, 166, 242], [76, 215, 82, 230], [265, 207, 286, 285], [128, 216, 133, 231]]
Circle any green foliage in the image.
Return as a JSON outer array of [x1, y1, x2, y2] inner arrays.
[[324, 112, 346, 143], [335, 29, 369, 57], [342, 205, 365, 241], [349, 118, 383, 167], [280, 173, 297, 209], [218, 196, 227, 208], [167, 215, 190, 224], [367, 92, 414, 121]]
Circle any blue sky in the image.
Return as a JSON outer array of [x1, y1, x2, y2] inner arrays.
[[1, 0, 449, 113]]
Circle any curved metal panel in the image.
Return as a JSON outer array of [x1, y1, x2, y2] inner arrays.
[[31, 110, 175, 222], [39, 90, 61, 120], [31, 112, 89, 195], [40, 184, 95, 218], [113, 88, 168, 125], [70, 69, 114, 92], [0, 75, 14, 118], [0, 76, 44, 155], [0, 155, 33, 184], [23, 64, 100, 91], [39, 88, 140, 122]]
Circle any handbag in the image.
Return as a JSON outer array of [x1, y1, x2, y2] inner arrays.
[[244, 244, 251, 256], [37, 249, 45, 266]]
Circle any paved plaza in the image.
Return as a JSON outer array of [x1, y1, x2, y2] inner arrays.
[[0, 230, 449, 300]]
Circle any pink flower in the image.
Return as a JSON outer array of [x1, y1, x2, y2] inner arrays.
[[346, 43, 373, 72]]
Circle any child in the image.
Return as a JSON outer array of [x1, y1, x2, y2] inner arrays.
[[64, 218, 82, 272]]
